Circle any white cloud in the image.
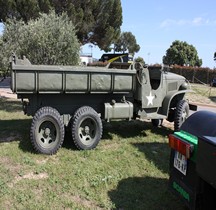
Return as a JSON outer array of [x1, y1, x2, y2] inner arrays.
[[192, 17, 203, 25], [160, 19, 187, 28], [160, 17, 216, 28]]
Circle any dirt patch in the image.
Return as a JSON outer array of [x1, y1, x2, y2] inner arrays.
[[35, 159, 48, 165], [8, 172, 49, 187], [0, 157, 23, 178]]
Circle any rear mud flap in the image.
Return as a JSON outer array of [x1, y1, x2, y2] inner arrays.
[[169, 149, 200, 210], [169, 174, 197, 210], [189, 103, 197, 111]]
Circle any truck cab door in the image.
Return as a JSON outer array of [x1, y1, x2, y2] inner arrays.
[[140, 67, 164, 109]]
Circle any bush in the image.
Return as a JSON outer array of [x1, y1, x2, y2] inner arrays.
[[87, 61, 108, 67], [170, 65, 213, 84], [0, 11, 80, 72], [148, 64, 215, 85]]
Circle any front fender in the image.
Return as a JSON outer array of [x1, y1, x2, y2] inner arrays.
[[161, 90, 193, 117]]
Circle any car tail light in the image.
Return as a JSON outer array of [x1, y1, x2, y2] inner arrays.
[[168, 134, 194, 159]]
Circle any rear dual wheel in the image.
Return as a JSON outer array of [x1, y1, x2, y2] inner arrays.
[[71, 106, 103, 150], [30, 106, 102, 153]]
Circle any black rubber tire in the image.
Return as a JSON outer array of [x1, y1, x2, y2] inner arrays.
[[174, 100, 189, 131], [151, 119, 163, 127], [30, 107, 65, 155], [71, 106, 103, 150]]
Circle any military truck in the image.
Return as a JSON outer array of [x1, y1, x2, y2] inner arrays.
[[10, 54, 194, 155], [168, 110, 216, 209]]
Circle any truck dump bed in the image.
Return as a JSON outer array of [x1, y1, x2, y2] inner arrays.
[[11, 56, 136, 95]]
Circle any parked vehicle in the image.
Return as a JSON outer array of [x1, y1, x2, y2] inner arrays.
[[168, 110, 216, 209], [11, 54, 194, 154], [210, 78, 216, 87], [99, 53, 133, 63]]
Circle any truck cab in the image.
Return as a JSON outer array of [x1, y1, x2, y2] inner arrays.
[[132, 63, 190, 127]]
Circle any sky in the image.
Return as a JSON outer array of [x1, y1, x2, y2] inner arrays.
[[83, 0, 216, 68], [1, 0, 216, 68]]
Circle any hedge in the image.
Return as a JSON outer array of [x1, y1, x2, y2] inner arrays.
[[168, 65, 216, 85]]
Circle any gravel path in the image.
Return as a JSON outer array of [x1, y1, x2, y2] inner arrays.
[[0, 77, 17, 99], [0, 88, 17, 99]]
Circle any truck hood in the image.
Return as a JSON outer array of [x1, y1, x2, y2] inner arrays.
[[165, 72, 185, 81]]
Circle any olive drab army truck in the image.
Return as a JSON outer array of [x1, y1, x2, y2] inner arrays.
[[10, 54, 195, 155]]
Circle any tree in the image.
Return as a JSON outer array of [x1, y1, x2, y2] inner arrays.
[[0, 11, 80, 72], [135, 57, 145, 65], [214, 52, 216, 61], [114, 32, 140, 55], [0, 0, 52, 22], [163, 40, 202, 67], [0, 0, 123, 51]]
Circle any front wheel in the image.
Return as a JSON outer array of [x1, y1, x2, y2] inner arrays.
[[174, 100, 189, 131], [30, 107, 65, 155], [71, 106, 103, 150]]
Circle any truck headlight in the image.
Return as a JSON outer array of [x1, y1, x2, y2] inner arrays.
[[180, 82, 188, 90]]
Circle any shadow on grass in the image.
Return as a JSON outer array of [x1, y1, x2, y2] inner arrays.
[[0, 118, 35, 153], [62, 129, 78, 151], [102, 120, 171, 140], [0, 119, 31, 141], [108, 176, 184, 210], [0, 98, 22, 113], [132, 142, 171, 174]]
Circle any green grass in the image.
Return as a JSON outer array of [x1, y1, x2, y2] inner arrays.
[[0, 97, 185, 210]]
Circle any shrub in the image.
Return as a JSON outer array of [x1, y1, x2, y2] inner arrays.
[[0, 10, 80, 73]]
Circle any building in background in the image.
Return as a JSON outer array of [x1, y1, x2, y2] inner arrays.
[[80, 53, 93, 65]]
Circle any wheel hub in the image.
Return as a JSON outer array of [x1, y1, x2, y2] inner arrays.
[[37, 121, 57, 147], [84, 126, 90, 135], [44, 128, 51, 137]]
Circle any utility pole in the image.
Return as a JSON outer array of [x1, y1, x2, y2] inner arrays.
[[147, 52, 150, 64]]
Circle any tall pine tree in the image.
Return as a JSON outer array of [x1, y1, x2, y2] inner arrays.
[[0, 0, 122, 50]]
